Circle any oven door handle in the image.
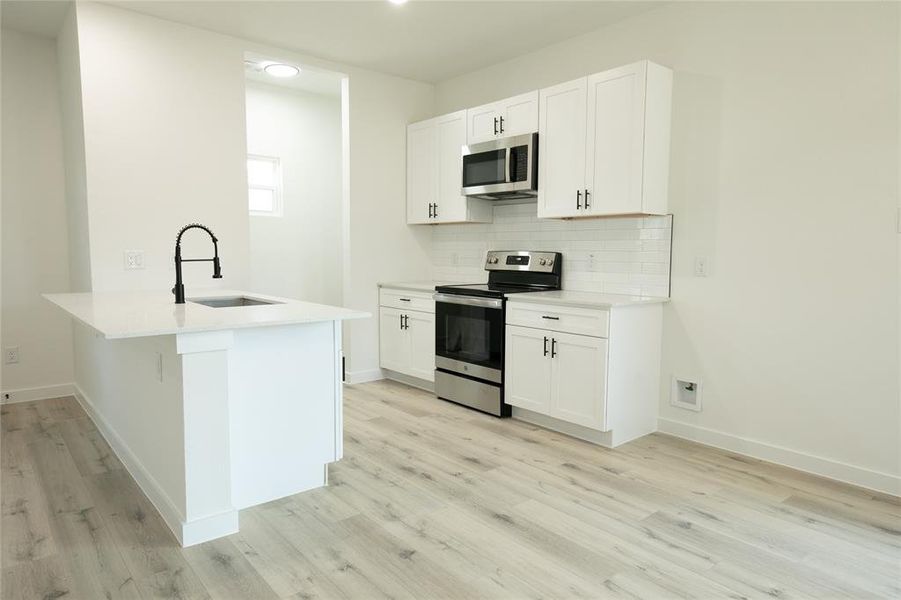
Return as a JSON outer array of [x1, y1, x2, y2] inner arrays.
[[433, 293, 503, 310]]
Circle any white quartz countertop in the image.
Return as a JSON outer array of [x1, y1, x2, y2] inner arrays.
[[377, 281, 460, 293], [43, 289, 370, 340], [507, 290, 670, 309]]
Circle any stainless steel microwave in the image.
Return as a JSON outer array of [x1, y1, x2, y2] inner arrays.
[[461, 133, 538, 200]]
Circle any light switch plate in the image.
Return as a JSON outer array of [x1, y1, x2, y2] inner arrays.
[[124, 251, 145, 270], [694, 256, 709, 277]]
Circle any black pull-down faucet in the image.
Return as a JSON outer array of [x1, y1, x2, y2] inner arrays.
[[173, 223, 222, 304]]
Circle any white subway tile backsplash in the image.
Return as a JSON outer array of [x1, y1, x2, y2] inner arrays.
[[429, 205, 672, 296]]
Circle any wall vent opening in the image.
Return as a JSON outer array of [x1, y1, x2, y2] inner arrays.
[[671, 376, 702, 412]]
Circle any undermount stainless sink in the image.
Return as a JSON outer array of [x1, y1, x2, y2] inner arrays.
[[190, 296, 281, 308]]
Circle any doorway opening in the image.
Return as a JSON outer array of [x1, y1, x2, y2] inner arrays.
[[243, 52, 348, 307]]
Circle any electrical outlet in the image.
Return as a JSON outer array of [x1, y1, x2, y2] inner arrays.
[[124, 251, 145, 270], [587, 253, 596, 270], [451, 252, 459, 267], [694, 256, 709, 277], [4, 346, 20, 364]]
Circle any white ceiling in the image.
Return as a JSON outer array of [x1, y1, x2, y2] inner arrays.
[[244, 51, 343, 97], [1, 1, 662, 83], [107, 1, 663, 83]]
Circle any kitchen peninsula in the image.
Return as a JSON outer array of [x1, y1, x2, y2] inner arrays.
[[44, 289, 368, 546]]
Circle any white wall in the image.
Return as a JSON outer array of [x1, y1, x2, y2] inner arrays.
[[56, 9, 92, 293], [436, 2, 900, 490], [245, 82, 342, 305], [63, 2, 435, 383], [1, 28, 74, 397], [74, 1, 252, 293]]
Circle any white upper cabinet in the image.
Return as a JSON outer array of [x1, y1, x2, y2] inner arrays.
[[407, 111, 491, 225], [538, 60, 672, 218], [466, 90, 539, 144], [537, 77, 588, 219], [406, 119, 437, 224]]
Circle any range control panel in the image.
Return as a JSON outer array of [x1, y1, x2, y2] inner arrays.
[[485, 250, 560, 273]]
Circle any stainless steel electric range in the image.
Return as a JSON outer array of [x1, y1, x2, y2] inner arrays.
[[433, 250, 562, 417]]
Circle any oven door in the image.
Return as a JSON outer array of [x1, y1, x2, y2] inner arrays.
[[434, 294, 504, 383]]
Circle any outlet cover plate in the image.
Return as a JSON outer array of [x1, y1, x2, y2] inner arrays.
[[124, 251, 145, 270], [4, 346, 20, 364]]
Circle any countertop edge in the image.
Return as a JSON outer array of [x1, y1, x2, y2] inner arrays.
[[506, 294, 670, 310], [42, 292, 370, 340]]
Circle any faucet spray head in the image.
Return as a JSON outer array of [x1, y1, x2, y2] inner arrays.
[[213, 256, 222, 279]]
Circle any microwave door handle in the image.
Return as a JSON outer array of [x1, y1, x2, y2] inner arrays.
[[505, 147, 512, 184]]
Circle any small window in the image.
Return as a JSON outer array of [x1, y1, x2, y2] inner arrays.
[[247, 155, 282, 216]]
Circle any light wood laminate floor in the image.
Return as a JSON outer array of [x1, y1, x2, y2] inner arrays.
[[2, 380, 899, 599]]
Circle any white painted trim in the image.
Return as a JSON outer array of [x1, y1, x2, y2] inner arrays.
[[180, 509, 239, 548], [513, 407, 615, 448], [345, 368, 384, 385], [382, 369, 434, 393], [1, 383, 76, 404], [73, 385, 187, 544], [74, 384, 240, 546], [658, 418, 901, 497]]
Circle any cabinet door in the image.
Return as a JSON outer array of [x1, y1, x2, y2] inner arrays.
[[434, 111, 468, 223], [406, 118, 437, 224], [504, 325, 552, 413], [537, 78, 588, 219], [406, 311, 436, 382], [586, 63, 646, 216], [466, 101, 500, 144], [497, 90, 539, 138], [379, 307, 410, 373], [550, 331, 608, 430]]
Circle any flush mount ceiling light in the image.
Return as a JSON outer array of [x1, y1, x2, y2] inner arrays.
[[388, 0, 409, 5], [263, 63, 300, 78]]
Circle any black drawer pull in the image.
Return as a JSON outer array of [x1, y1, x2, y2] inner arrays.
[[399, 298, 411, 302], [541, 315, 560, 320]]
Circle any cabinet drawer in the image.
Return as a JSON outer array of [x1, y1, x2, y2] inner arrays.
[[379, 288, 435, 313], [506, 302, 608, 338]]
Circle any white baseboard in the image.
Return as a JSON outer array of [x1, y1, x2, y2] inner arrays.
[[2, 383, 75, 404], [74, 385, 238, 546], [344, 368, 384, 385], [658, 417, 901, 497], [382, 369, 434, 393], [513, 407, 614, 448]]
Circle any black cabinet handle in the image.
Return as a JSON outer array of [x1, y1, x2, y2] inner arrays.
[[543, 336, 549, 357], [541, 315, 560, 320], [551, 338, 557, 358], [584, 189, 591, 209], [400, 314, 404, 330], [433, 204, 438, 218], [576, 190, 582, 210], [428, 204, 433, 218], [493, 117, 498, 135], [399, 298, 411, 302], [403, 315, 409, 329], [499, 116, 505, 134]]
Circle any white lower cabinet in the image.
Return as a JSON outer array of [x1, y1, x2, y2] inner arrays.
[[550, 331, 608, 429], [505, 299, 662, 447], [406, 310, 436, 381], [505, 325, 608, 430], [505, 325, 553, 413], [378, 288, 435, 383]]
